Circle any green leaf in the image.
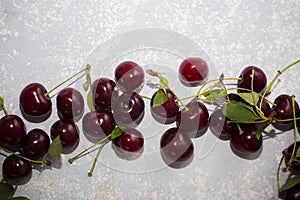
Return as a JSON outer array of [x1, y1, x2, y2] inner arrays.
[[237, 92, 259, 106], [83, 82, 89, 91], [158, 75, 169, 93], [10, 197, 30, 200], [280, 174, 300, 191], [222, 101, 259, 122], [152, 90, 168, 107], [47, 136, 62, 157], [203, 89, 226, 101], [256, 123, 269, 140], [0, 183, 14, 199], [296, 145, 300, 158], [87, 90, 94, 111], [111, 127, 122, 139]]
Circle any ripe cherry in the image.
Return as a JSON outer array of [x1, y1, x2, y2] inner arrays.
[[283, 183, 300, 200], [92, 78, 118, 111], [50, 119, 80, 154], [114, 61, 145, 92], [284, 141, 300, 171], [272, 94, 300, 131], [230, 126, 262, 158], [209, 109, 238, 140], [237, 66, 267, 94], [82, 110, 116, 143], [56, 87, 84, 121], [113, 128, 144, 153], [176, 100, 209, 137], [160, 127, 194, 165], [19, 83, 52, 123], [2, 154, 32, 185], [22, 128, 50, 160], [178, 57, 209, 87], [113, 92, 145, 128], [0, 114, 26, 152], [150, 89, 179, 124]]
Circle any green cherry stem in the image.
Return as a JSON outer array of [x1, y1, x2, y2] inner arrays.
[[88, 140, 108, 177], [290, 95, 298, 160], [44, 64, 91, 97], [276, 154, 284, 193]]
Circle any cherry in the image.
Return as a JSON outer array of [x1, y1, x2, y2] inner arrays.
[[160, 127, 194, 165], [112, 92, 145, 128], [114, 61, 145, 92], [284, 141, 300, 171], [259, 98, 272, 118], [92, 78, 118, 111], [176, 100, 209, 137], [113, 128, 144, 153], [0, 114, 26, 152], [272, 94, 300, 131], [150, 89, 179, 124], [2, 154, 32, 185], [230, 126, 262, 158], [50, 119, 80, 154], [209, 109, 238, 140], [237, 66, 267, 94], [22, 128, 50, 160], [56, 87, 84, 121], [178, 57, 209, 87], [82, 110, 116, 143], [19, 83, 52, 123], [283, 183, 300, 200]]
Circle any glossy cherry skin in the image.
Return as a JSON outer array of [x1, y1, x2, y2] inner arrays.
[[56, 88, 84, 121], [176, 100, 209, 137], [179, 57, 209, 87], [19, 83, 52, 123], [230, 126, 262, 156], [92, 78, 118, 111], [113, 92, 145, 128], [283, 183, 300, 200], [113, 128, 144, 153], [114, 61, 145, 92], [272, 94, 300, 131], [284, 141, 300, 171], [82, 110, 116, 143], [209, 109, 238, 140], [50, 119, 79, 154], [2, 154, 32, 185], [150, 89, 179, 124], [22, 128, 50, 160], [237, 66, 267, 94], [0, 114, 26, 152], [160, 127, 194, 165]]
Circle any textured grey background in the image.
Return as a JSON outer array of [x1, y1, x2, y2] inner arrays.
[[0, 0, 300, 199]]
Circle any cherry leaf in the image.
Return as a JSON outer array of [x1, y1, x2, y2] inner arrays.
[[111, 127, 122, 139], [202, 89, 225, 102], [48, 136, 62, 157], [152, 90, 168, 107], [237, 92, 259, 106], [222, 101, 259, 122], [296, 145, 300, 158], [87, 90, 94, 111], [0, 183, 14, 199], [256, 123, 269, 140], [280, 174, 300, 191], [10, 197, 30, 200]]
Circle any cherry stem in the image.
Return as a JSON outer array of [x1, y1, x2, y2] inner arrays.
[[44, 64, 90, 97], [69, 134, 111, 164], [290, 95, 298, 160], [2, 104, 8, 116], [277, 154, 284, 193], [141, 95, 152, 100], [88, 141, 107, 177]]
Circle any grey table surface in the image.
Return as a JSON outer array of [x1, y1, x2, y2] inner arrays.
[[0, 0, 300, 199]]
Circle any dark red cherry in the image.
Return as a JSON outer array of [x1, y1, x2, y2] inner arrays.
[[209, 109, 238, 140], [284, 141, 300, 171], [50, 119, 79, 154], [113, 92, 145, 128], [92, 78, 118, 111], [22, 128, 50, 160], [283, 183, 300, 200], [56, 88, 84, 121], [179, 57, 209, 87], [176, 100, 209, 137], [82, 110, 116, 143], [272, 94, 300, 131], [19, 83, 52, 123], [0, 114, 26, 152], [259, 98, 272, 118], [113, 128, 144, 153], [150, 89, 179, 124], [237, 66, 267, 93], [230, 126, 262, 157], [2, 154, 32, 185], [114, 61, 145, 92], [160, 127, 194, 165]]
